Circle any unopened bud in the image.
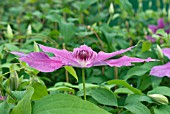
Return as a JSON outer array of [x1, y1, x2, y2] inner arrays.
[[156, 44, 164, 59], [86, 25, 91, 30], [34, 41, 39, 52], [162, 8, 167, 15], [109, 3, 114, 14], [148, 94, 168, 104], [9, 64, 19, 90], [139, 0, 143, 9], [149, 1, 152, 9], [27, 24, 32, 35], [7, 24, 13, 39]]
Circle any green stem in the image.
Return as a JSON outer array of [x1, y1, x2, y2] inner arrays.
[[107, 14, 113, 25], [114, 67, 118, 79], [82, 68, 86, 100]]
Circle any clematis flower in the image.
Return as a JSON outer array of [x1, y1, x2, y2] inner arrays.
[[150, 48, 170, 77], [147, 18, 170, 42], [11, 44, 155, 72]]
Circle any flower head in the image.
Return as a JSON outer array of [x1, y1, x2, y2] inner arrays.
[[150, 48, 170, 77], [11, 44, 155, 72], [147, 18, 170, 42], [148, 18, 170, 34]]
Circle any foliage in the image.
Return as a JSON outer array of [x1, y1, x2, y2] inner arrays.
[[0, 0, 170, 114]]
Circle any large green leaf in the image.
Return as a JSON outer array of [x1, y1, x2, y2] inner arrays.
[[31, 83, 48, 100], [59, 21, 75, 43], [147, 86, 170, 97], [90, 87, 118, 106], [32, 94, 111, 114], [107, 80, 142, 94], [0, 101, 10, 114], [10, 87, 34, 114], [116, 0, 133, 15], [125, 62, 161, 80], [125, 94, 154, 104], [64, 66, 78, 82], [124, 102, 151, 114], [153, 105, 170, 114]]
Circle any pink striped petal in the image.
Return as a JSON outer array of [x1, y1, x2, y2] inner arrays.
[[148, 25, 158, 33], [94, 46, 135, 62], [157, 18, 165, 28], [39, 44, 76, 65], [11, 52, 26, 57], [146, 36, 156, 42], [150, 62, 170, 77], [105, 56, 155, 67], [162, 48, 170, 59], [19, 52, 63, 72]]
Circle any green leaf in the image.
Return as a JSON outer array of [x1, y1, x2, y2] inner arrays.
[[0, 101, 10, 114], [64, 66, 78, 82], [48, 86, 75, 94], [80, 0, 98, 11], [107, 80, 142, 95], [11, 91, 26, 100], [124, 102, 151, 114], [114, 88, 134, 95], [59, 21, 75, 43], [32, 94, 111, 114], [125, 62, 161, 80], [156, 29, 166, 36], [151, 76, 162, 88], [5, 43, 20, 51], [90, 87, 117, 106], [119, 0, 133, 16], [142, 41, 151, 52], [10, 87, 34, 114], [125, 94, 154, 104], [153, 105, 170, 114], [31, 83, 48, 100], [147, 86, 170, 97]]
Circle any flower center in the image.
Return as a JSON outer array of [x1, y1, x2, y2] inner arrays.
[[78, 50, 89, 61], [72, 45, 97, 67]]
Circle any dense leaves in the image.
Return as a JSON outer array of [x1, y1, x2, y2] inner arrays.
[[0, 0, 170, 114]]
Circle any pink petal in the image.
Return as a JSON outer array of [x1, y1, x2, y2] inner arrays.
[[95, 46, 135, 62], [157, 18, 165, 28], [105, 56, 155, 67], [148, 25, 158, 33], [39, 44, 77, 65], [162, 48, 170, 59], [11, 52, 26, 57], [146, 36, 156, 42], [19, 52, 63, 72], [150, 62, 170, 77]]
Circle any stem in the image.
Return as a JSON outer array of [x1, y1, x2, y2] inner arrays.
[[82, 68, 86, 100], [102, 66, 105, 76], [114, 67, 118, 79], [91, 28, 104, 50], [107, 14, 113, 25], [1, 67, 25, 77], [62, 43, 69, 82], [65, 70, 69, 82], [114, 67, 118, 89]]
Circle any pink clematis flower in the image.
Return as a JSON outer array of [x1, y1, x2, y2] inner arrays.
[[147, 18, 170, 42], [150, 48, 170, 77], [11, 44, 154, 72]]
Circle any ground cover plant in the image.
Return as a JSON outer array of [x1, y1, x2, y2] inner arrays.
[[0, 0, 170, 114]]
